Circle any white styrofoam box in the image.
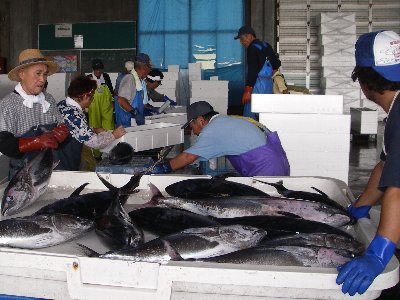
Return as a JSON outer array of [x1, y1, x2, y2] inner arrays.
[[278, 132, 350, 153], [167, 65, 180, 73], [316, 12, 355, 25], [159, 80, 177, 89], [322, 66, 354, 78], [252, 94, 343, 114], [319, 34, 357, 46], [190, 97, 228, 115], [321, 44, 354, 56], [46, 73, 67, 102], [0, 74, 16, 100], [285, 150, 349, 173], [164, 105, 187, 113], [259, 113, 350, 134], [318, 24, 356, 35], [191, 87, 228, 98], [324, 88, 361, 99], [320, 55, 355, 67], [188, 74, 202, 81], [155, 87, 176, 99], [190, 80, 228, 90], [210, 76, 219, 81], [162, 72, 179, 81], [289, 169, 349, 184], [188, 62, 201, 71], [100, 122, 183, 153], [140, 113, 187, 126], [0, 172, 397, 300], [350, 107, 378, 134], [321, 77, 359, 89]]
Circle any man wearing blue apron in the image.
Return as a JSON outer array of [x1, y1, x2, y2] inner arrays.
[[151, 101, 290, 176], [115, 53, 151, 127], [235, 26, 282, 120]]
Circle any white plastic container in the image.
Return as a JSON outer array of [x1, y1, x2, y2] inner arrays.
[[139, 113, 187, 126], [350, 107, 379, 135], [0, 172, 398, 299], [100, 122, 184, 153]]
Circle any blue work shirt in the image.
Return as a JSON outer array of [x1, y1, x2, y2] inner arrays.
[[379, 91, 400, 191], [185, 115, 266, 160]]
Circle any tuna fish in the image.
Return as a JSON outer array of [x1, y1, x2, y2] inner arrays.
[[33, 174, 142, 220], [1, 149, 57, 216], [255, 180, 347, 212], [94, 174, 143, 249], [165, 178, 269, 198], [259, 232, 364, 255], [217, 215, 354, 238], [83, 225, 267, 263], [203, 245, 354, 268], [128, 207, 221, 236], [0, 214, 94, 249], [147, 184, 353, 227]]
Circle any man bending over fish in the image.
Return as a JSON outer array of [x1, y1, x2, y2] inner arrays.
[[151, 101, 290, 176], [0, 49, 73, 178], [336, 31, 400, 296]]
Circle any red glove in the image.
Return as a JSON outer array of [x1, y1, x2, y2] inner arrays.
[[241, 86, 253, 104], [51, 123, 70, 143], [19, 133, 59, 153]]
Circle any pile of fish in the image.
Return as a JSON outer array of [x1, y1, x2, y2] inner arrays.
[[0, 150, 364, 269]]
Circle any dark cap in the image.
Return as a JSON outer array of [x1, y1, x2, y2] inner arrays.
[[181, 101, 215, 129], [91, 58, 104, 70], [134, 53, 151, 65], [234, 26, 256, 40]]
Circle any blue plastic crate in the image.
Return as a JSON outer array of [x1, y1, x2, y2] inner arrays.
[[95, 156, 154, 174]]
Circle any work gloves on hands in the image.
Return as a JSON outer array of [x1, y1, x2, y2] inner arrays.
[[146, 161, 172, 174], [163, 96, 177, 106], [347, 196, 372, 219], [336, 234, 395, 296], [19, 123, 70, 153], [241, 86, 253, 104]]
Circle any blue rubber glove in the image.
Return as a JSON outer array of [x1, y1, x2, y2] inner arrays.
[[336, 234, 396, 296], [129, 108, 137, 118], [347, 203, 372, 219], [163, 95, 177, 106], [135, 112, 145, 126], [147, 161, 172, 174]]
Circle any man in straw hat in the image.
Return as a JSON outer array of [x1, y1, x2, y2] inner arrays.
[[0, 49, 74, 178]]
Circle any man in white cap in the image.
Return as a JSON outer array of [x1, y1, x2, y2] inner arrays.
[[336, 31, 400, 296], [0, 49, 71, 178], [151, 101, 290, 176]]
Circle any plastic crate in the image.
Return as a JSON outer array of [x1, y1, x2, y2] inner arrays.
[[95, 156, 154, 174]]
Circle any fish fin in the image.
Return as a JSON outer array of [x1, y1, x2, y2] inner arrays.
[[120, 173, 143, 195], [97, 173, 120, 196], [277, 211, 302, 219], [52, 160, 60, 170], [70, 183, 90, 197], [149, 183, 164, 204], [161, 239, 183, 261], [254, 179, 287, 195], [76, 243, 100, 257], [310, 187, 328, 198]]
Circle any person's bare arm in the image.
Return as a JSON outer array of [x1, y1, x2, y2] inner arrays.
[[378, 186, 400, 243], [356, 160, 385, 206], [169, 152, 199, 170], [117, 96, 134, 112]]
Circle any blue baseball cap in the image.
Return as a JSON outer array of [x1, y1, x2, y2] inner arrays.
[[355, 30, 400, 82]]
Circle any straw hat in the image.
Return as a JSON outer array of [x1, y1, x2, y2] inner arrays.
[[8, 49, 60, 81]]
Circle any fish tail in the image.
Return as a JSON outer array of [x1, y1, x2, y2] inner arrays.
[[120, 173, 143, 195], [255, 179, 286, 193], [96, 173, 120, 196], [311, 187, 328, 198], [76, 243, 100, 257], [69, 183, 90, 197]]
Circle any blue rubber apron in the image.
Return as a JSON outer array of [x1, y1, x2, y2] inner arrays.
[[115, 89, 145, 127], [243, 42, 274, 121]]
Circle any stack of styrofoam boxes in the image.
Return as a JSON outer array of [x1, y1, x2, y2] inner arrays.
[[317, 13, 360, 114], [253, 94, 351, 183], [150, 65, 179, 107], [350, 107, 378, 135], [190, 76, 229, 115]]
